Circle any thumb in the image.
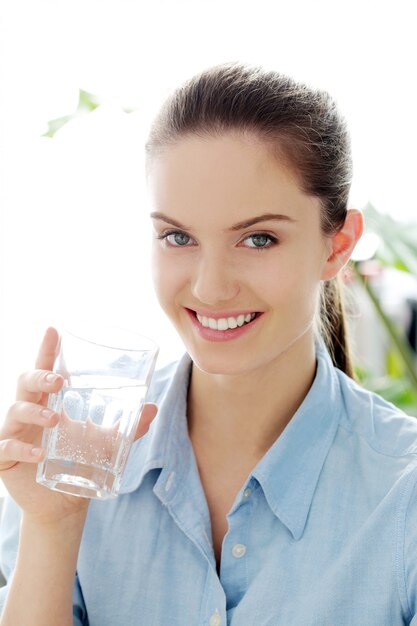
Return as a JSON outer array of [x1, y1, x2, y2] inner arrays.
[[35, 327, 60, 371], [134, 403, 158, 441]]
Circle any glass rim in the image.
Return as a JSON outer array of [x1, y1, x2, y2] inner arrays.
[[60, 322, 159, 354]]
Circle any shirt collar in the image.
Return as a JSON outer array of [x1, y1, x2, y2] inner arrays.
[[251, 336, 343, 541], [120, 338, 343, 543]]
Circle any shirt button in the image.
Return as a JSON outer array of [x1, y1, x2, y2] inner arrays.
[[209, 610, 222, 626], [232, 543, 246, 558], [243, 487, 252, 499]]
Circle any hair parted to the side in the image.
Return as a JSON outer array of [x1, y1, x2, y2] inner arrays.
[[145, 62, 356, 378]]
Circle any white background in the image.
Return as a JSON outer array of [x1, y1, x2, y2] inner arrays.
[[1, 0, 416, 427]]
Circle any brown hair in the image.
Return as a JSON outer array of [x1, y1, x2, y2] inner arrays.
[[145, 62, 356, 378]]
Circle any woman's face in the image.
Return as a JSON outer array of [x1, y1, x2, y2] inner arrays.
[[148, 133, 333, 376]]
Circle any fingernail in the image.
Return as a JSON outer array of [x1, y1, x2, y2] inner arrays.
[[31, 447, 43, 456], [40, 408, 54, 421], [45, 373, 58, 384]]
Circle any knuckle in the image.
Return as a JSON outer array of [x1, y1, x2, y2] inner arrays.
[[14, 400, 27, 415], [0, 438, 32, 462], [7, 401, 32, 421], [6, 401, 21, 419], [0, 438, 12, 457], [6, 401, 28, 424], [17, 369, 48, 393]]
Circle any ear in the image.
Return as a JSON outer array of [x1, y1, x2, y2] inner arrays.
[[320, 209, 364, 281]]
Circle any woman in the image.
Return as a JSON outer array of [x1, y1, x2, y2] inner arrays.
[[1, 63, 417, 626]]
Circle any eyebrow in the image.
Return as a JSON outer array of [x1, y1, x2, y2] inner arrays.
[[150, 211, 297, 231]]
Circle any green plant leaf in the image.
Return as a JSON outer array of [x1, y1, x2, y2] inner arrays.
[[357, 373, 417, 413], [362, 203, 417, 277], [42, 89, 102, 138], [353, 262, 417, 394], [386, 347, 404, 378]]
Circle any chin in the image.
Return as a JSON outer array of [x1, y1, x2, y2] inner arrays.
[[188, 350, 257, 377]]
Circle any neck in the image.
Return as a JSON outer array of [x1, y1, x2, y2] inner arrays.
[[187, 332, 318, 463]]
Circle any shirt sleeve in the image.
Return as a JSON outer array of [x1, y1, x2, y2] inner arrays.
[[0, 493, 88, 625]]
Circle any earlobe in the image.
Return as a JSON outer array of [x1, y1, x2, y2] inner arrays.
[[321, 209, 364, 281]]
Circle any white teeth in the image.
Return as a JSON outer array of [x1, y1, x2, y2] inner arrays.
[[217, 318, 228, 331], [227, 317, 238, 329], [195, 312, 257, 330]]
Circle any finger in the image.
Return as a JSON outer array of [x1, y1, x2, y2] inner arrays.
[[16, 369, 64, 404], [0, 438, 44, 471], [134, 403, 158, 441], [4, 401, 59, 432], [35, 327, 60, 371]]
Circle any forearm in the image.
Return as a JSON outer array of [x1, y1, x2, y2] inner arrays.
[[0, 512, 87, 626]]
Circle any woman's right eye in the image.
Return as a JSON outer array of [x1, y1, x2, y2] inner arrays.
[[157, 231, 194, 246]]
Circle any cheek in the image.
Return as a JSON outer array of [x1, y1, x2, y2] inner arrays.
[[151, 247, 188, 307], [151, 246, 170, 305], [256, 257, 319, 314], [287, 267, 321, 321]]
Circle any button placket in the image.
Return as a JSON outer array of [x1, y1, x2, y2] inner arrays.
[[218, 483, 253, 609]]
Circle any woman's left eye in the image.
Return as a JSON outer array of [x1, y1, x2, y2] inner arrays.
[[242, 233, 278, 250]]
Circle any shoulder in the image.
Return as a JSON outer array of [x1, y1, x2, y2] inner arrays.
[[334, 366, 417, 459]]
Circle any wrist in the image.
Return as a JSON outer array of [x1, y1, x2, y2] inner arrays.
[[18, 510, 88, 575], [22, 505, 89, 536]]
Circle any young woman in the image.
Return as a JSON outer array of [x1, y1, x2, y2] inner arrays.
[[1, 63, 417, 626]]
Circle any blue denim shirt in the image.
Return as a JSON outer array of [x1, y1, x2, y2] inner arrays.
[[2, 337, 417, 625]]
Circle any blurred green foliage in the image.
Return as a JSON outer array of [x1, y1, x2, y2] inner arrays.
[[353, 203, 417, 414], [42, 89, 101, 138]]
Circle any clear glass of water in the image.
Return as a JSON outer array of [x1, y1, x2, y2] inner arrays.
[[36, 323, 159, 499]]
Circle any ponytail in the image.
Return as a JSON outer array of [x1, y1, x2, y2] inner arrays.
[[318, 272, 355, 378]]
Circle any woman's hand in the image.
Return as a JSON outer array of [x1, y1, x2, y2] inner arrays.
[[0, 327, 158, 526]]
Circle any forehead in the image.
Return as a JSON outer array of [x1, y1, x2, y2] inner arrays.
[[148, 134, 321, 225]]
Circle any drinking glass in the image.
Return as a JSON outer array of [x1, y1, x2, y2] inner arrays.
[[36, 323, 159, 499]]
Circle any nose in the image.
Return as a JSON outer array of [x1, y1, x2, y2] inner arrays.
[[190, 252, 240, 306]]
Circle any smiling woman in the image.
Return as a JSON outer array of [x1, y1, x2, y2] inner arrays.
[[147, 132, 354, 383], [1, 62, 417, 626]]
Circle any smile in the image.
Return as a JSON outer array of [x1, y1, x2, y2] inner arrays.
[[196, 312, 256, 330], [185, 308, 263, 342]]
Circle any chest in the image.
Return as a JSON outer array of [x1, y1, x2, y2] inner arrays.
[[207, 492, 233, 574], [78, 477, 402, 626], [196, 467, 248, 573]]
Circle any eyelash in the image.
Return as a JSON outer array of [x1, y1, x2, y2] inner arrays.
[[156, 230, 279, 251]]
